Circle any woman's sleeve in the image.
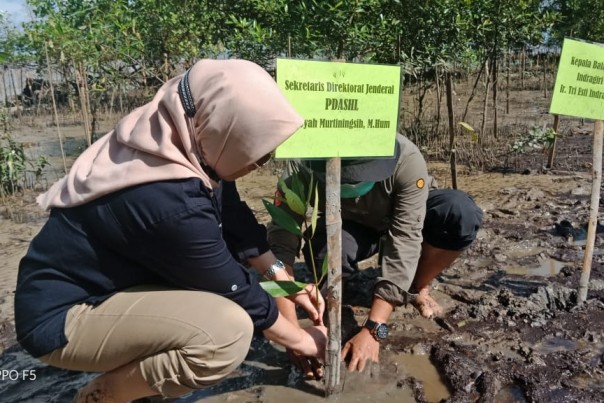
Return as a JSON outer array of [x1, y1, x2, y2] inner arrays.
[[219, 180, 270, 261], [134, 195, 278, 332], [375, 148, 429, 305]]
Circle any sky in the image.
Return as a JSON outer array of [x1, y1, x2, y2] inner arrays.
[[0, 0, 31, 27]]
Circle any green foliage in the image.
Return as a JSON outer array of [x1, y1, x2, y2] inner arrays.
[[545, 0, 604, 44], [262, 199, 302, 236], [25, 0, 223, 96], [0, 135, 26, 193], [18, 0, 557, 86], [277, 177, 306, 215], [0, 108, 49, 194], [510, 126, 558, 154], [0, 134, 49, 194], [262, 167, 326, 298], [259, 280, 307, 297]]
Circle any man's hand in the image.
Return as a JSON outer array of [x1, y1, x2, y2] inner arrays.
[[295, 325, 328, 359], [339, 296, 394, 371], [340, 328, 380, 372], [287, 283, 325, 325], [412, 286, 443, 318]]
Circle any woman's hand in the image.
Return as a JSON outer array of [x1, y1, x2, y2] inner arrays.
[[287, 283, 325, 325], [248, 253, 324, 325], [294, 325, 327, 360], [263, 316, 326, 360], [286, 349, 325, 379]]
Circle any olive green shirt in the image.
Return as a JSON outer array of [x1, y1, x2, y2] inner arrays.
[[267, 134, 430, 306]]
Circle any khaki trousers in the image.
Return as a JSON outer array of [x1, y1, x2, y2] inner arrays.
[[40, 286, 254, 398]]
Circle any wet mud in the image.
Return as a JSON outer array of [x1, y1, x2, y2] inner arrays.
[[0, 116, 603, 401]]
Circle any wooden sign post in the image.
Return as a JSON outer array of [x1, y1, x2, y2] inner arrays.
[[579, 121, 602, 303], [275, 59, 401, 394], [324, 157, 341, 396], [550, 38, 604, 304]]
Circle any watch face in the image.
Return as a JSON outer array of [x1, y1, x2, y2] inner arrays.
[[375, 324, 389, 340]]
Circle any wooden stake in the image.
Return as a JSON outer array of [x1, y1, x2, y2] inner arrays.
[[324, 157, 342, 397], [578, 120, 603, 303]]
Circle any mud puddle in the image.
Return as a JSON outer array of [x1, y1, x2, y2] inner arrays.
[[505, 257, 566, 277]]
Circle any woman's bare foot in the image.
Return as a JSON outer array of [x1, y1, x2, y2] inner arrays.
[[412, 287, 443, 318], [74, 377, 115, 403], [73, 361, 156, 403]]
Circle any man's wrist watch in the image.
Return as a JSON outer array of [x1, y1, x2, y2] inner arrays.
[[363, 318, 389, 342], [264, 259, 285, 280]]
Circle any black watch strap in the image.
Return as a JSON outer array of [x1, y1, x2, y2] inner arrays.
[[364, 318, 389, 341], [364, 318, 379, 332]]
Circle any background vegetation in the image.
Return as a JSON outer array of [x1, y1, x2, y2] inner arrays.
[[0, 0, 603, 193]]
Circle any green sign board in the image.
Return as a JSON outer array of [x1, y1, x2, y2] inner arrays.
[[550, 38, 604, 120], [275, 59, 401, 159]]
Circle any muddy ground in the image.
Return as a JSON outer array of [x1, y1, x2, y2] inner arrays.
[[0, 84, 603, 402]]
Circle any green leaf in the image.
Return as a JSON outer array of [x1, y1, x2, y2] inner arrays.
[[260, 280, 307, 297], [279, 177, 306, 215], [291, 171, 306, 201], [262, 199, 302, 236]]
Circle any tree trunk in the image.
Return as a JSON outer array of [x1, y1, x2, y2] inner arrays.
[[119, 84, 124, 115], [62, 65, 76, 113], [492, 57, 498, 138], [109, 89, 116, 121], [75, 63, 92, 146], [543, 53, 548, 98], [521, 47, 526, 90], [480, 60, 490, 141], [506, 50, 510, 114], [45, 43, 67, 174], [461, 59, 487, 122], [446, 73, 457, 189], [82, 64, 94, 143], [435, 65, 441, 135]]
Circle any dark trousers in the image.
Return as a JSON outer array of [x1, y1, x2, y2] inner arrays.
[[302, 188, 483, 278]]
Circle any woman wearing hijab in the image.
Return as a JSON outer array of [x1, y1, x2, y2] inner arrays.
[[14, 59, 327, 402]]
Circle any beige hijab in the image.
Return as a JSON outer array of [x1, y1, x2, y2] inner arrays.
[[38, 59, 303, 209]]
